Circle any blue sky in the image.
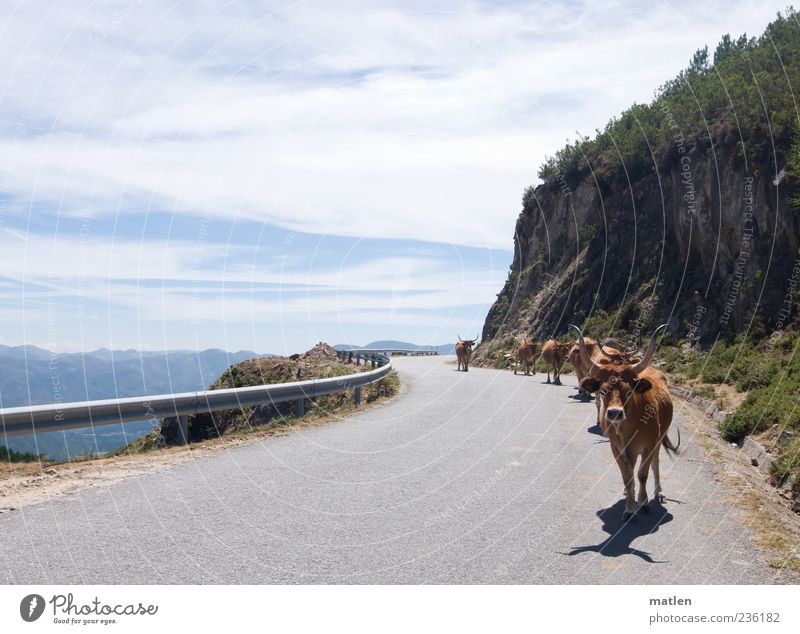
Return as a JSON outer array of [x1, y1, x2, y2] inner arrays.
[[0, 0, 784, 353]]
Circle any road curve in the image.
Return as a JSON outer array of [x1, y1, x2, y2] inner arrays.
[[0, 355, 786, 583]]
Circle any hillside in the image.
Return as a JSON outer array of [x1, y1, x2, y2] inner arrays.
[[475, 11, 800, 497]]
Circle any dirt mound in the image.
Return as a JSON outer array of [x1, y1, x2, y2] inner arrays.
[[301, 342, 340, 363]]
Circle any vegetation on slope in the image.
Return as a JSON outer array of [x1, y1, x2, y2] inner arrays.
[[0, 445, 46, 463], [659, 331, 800, 495], [536, 8, 800, 197]]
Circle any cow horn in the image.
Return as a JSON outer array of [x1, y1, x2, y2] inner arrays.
[[569, 324, 599, 372], [629, 324, 667, 374], [458, 334, 463, 342]]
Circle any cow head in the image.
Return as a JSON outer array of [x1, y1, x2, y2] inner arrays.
[[570, 324, 666, 426], [554, 340, 570, 354], [580, 369, 655, 425], [457, 335, 478, 351], [568, 337, 597, 368]]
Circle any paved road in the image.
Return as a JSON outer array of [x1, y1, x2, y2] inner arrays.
[[0, 356, 785, 583]]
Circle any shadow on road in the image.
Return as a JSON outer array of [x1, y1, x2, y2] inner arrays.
[[563, 499, 673, 563], [587, 423, 604, 437]]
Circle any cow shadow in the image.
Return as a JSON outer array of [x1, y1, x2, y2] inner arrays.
[[587, 423, 604, 437], [563, 499, 673, 563]]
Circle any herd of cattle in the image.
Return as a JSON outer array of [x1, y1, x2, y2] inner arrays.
[[455, 327, 680, 521]]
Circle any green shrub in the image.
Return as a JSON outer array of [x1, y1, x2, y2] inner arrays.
[[0, 445, 44, 462]]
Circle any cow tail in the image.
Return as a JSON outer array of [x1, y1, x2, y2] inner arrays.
[[662, 426, 681, 456]]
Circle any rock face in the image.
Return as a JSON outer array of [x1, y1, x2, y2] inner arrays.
[[480, 136, 800, 352]]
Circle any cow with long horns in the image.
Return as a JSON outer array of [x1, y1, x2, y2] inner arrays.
[[455, 335, 478, 372], [571, 324, 680, 520]]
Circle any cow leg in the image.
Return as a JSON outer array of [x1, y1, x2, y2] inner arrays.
[[607, 439, 636, 519], [514, 363, 518, 375], [546, 368, 551, 383], [553, 365, 561, 385], [651, 449, 664, 504], [637, 451, 655, 514], [620, 452, 637, 520]]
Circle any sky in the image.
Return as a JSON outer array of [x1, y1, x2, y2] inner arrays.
[[0, 0, 786, 354]]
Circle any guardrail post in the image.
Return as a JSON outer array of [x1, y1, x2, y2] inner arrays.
[[354, 387, 362, 407], [177, 415, 189, 445], [295, 398, 305, 417]]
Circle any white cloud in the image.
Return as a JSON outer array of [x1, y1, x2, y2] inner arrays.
[[0, 0, 785, 249]]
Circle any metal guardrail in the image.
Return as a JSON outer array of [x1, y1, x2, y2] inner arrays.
[[0, 351, 392, 443], [336, 347, 438, 357]]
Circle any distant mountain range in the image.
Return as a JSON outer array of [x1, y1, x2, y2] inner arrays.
[[0, 345, 269, 461], [333, 340, 456, 355]]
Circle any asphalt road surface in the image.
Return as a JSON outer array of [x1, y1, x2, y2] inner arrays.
[[0, 355, 786, 583]]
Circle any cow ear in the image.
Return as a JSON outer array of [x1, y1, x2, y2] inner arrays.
[[633, 377, 653, 393], [580, 377, 601, 393]]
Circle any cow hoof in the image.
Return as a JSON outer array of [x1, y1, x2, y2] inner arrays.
[[622, 511, 635, 522], [639, 504, 651, 515], [546, 378, 551, 384], [554, 379, 561, 386]]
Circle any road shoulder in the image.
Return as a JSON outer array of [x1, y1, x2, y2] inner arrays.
[[674, 393, 800, 581]]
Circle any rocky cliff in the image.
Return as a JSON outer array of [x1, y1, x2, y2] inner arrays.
[[480, 136, 798, 357]]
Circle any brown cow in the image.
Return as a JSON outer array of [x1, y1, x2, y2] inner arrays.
[[541, 339, 569, 385], [568, 337, 639, 394], [571, 324, 679, 520], [514, 338, 538, 375], [455, 335, 478, 372]]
